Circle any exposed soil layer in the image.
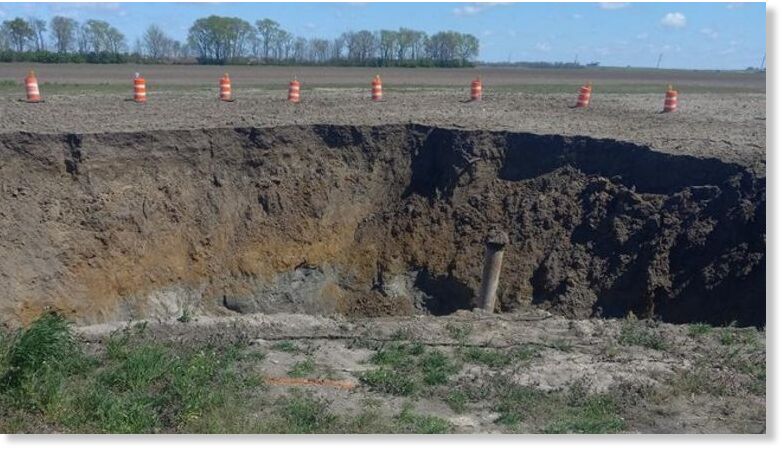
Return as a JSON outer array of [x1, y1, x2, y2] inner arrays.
[[0, 124, 765, 326]]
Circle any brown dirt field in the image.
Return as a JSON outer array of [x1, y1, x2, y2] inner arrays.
[[0, 64, 766, 173]]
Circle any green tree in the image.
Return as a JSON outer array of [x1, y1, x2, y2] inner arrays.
[[50, 16, 78, 53], [2, 18, 35, 52], [188, 16, 254, 63], [255, 18, 280, 61]]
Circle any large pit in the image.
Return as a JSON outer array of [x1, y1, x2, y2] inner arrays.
[[0, 124, 765, 326]]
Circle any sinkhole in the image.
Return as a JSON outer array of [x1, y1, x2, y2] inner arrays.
[[0, 124, 766, 326]]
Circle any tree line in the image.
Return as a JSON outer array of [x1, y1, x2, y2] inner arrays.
[[0, 15, 479, 67]]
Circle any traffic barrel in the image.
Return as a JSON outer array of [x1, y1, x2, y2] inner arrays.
[[575, 82, 592, 108], [663, 84, 678, 113], [133, 72, 146, 103], [25, 70, 41, 103], [219, 73, 232, 101], [288, 78, 300, 103], [470, 77, 482, 101], [371, 74, 383, 101]]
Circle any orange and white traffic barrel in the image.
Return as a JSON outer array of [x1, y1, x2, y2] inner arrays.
[[25, 70, 41, 103], [219, 73, 232, 101], [371, 74, 383, 101], [288, 78, 300, 103], [133, 72, 146, 103], [575, 82, 592, 108], [470, 77, 482, 101], [663, 84, 678, 113]]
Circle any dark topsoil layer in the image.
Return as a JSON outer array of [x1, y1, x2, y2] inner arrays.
[[0, 124, 766, 326]]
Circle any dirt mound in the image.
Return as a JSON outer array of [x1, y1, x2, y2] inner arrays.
[[0, 124, 765, 326]]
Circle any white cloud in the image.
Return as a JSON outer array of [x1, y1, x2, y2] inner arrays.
[[636, 32, 649, 40], [535, 42, 551, 52], [572, 13, 583, 20], [453, 2, 509, 17], [599, 3, 629, 10], [700, 27, 719, 39], [726, 3, 745, 9], [661, 12, 687, 28]]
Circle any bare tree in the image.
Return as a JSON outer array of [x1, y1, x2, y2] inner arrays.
[[142, 24, 177, 60], [255, 18, 280, 61], [29, 18, 47, 51]]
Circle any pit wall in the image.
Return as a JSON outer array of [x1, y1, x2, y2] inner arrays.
[[0, 124, 765, 326]]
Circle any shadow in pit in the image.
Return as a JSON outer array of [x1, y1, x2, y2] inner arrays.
[[413, 269, 475, 316]]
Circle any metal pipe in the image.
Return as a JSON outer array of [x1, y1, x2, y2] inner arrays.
[[478, 230, 509, 312]]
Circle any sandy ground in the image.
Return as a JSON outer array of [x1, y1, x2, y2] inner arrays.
[[0, 64, 766, 173], [76, 310, 766, 434]]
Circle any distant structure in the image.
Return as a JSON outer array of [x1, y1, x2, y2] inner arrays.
[[656, 53, 663, 69]]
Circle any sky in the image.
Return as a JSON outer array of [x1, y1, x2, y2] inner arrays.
[[0, 2, 767, 70]]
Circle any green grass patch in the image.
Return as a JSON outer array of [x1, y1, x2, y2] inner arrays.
[[444, 389, 469, 414], [360, 340, 459, 395], [687, 323, 713, 337], [419, 350, 460, 385], [287, 358, 316, 378], [395, 404, 452, 434], [445, 322, 473, 343], [271, 340, 301, 354], [618, 320, 668, 351], [359, 367, 417, 396], [0, 314, 260, 433], [543, 394, 625, 434], [461, 347, 512, 368]]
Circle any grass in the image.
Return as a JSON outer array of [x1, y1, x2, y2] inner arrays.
[[0, 314, 257, 433], [445, 322, 473, 343], [395, 404, 452, 434], [359, 367, 417, 396], [461, 347, 512, 368], [360, 339, 459, 395], [271, 340, 301, 354], [687, 323, 713, 337], [0, 313, 764, 433], [287, 358, 316, 378], [444, 390, 469, 414], [618, 319, 668, 351], [489, 376, 625, 433]]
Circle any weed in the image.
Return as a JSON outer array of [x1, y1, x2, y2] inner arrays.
[[618, 320, 668, 351], [395, 404, 452, 434], [687, 323, 713, 337], [510, 344, 542, 362], [370, 341, 423, 368], [267, 391, 336, 433], [444, 389, 468, 414], [543, 394, 625, 434], [359, 367, 417, 396], [419, 350, 459, 385], [494, 383, 549, 426], [462, 347, 511, 368], [271, 340, 301, 354], [177, 308, 192, 323], [287, 358, 316, 378], [445, 322, 473, 343], [1, 313, 84, 390], [549, 338, 574, 352], [390, 327, 414, 341]]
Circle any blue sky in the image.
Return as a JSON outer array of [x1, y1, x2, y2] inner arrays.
[[0, 2, 767, 69]]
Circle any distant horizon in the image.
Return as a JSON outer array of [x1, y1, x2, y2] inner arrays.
[[0, 2, 767, 70]]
